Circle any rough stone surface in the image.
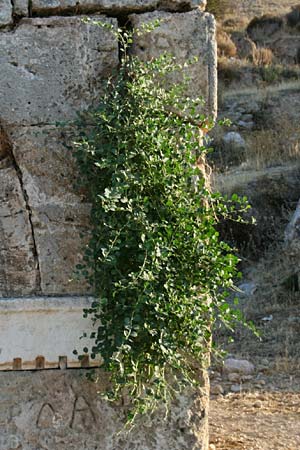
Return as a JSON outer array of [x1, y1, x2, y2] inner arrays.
[[13, 0, 29, 16], [0, 16, 119, 126], [7, 126, 91, 295], [130, 9, 217, 116], [0, 11, 217, 296], [223, 358, 255, 376], [0, 0, 12, 26], [0, 126, 38, 296], [0, 369, 209, 449], [31, 0, 206, 14], [285, 198, 300, 244], [222, 131, 246, 149], [0, 16, 117, 295]]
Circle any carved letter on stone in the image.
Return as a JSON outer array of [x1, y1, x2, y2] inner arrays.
[[37, 403, 56, 428], [70, 396, 96, 431]]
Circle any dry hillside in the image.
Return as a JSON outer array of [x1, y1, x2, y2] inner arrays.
[[207, 1, 300, 449]]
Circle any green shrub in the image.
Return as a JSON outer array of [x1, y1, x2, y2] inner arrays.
[[73, 22, 248, 425]]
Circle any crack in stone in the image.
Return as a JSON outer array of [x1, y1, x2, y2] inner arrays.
[[9, 147, 42, 294], [0, 124, 42, 294]]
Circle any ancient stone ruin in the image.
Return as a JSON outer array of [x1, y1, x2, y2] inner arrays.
[[0, 1, 216, 448]]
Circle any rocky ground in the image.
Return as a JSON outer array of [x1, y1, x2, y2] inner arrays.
[[210, 390, 300, 449], [207, 265, 300, 449], [207, 1, 300, 448]]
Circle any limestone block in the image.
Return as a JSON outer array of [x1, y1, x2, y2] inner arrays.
[[32, 0, 157, 13], [0, 0, 12, 26], [0, 296, 97, 369], [13, 0, 28, 16], [0, 16, 119, 126], [130, 9, 217, 116], [0, 128, 38, 297], [8, 126, 91, 295], [31, 0, 206, 15], [0, 369, 209, 449]]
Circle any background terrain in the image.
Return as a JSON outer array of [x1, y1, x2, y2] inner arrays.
[[207, 1, 300, 448]]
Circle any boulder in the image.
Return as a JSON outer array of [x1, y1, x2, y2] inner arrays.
[[223, 358, 255, 375], [222, 131, 246, 149]]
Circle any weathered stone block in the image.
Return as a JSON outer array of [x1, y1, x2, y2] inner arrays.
[[0, 0, 12, 26], [0, 16, 119, 126], [0, 296, 97, 369], [31, 0, 206, 15], [0, 127, 38, 297], [13, 0, 28, 16], [8, 126, 91, 295], [0, 369, 209, 449], [130, 9, 217, 116]]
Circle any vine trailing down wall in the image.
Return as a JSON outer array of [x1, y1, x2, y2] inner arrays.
[[0, 1, 226, 449], [73, 21, 250, 424]]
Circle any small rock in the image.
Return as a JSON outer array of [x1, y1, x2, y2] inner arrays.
[[211, 384, 224, 395], [261, 358, 269, 366], [241, 113, 253, 122], [223, 358, 255, 375], [238, 120, 254, 130], [228, 372, 241, 383], [222, 131, 246, 149], [255, 379, 266, 386], [230, 384, 241, 393], [253, 400, 263, 408], [209, 444, 216, 450], [237, 282, 257, 297], [209, 370, 221, 379], [242, 375, 254, 382], [257, 365, 269, 373]]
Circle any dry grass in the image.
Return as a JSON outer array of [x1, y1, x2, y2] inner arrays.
[[209, 113, 300, 173], [226, 0, 300, 19], [217, 29, 237, 57], [252, 47, 274, 66], [244, 124, 300, 170], [221, 80, 300, 99], [206, 0, 235, 18]]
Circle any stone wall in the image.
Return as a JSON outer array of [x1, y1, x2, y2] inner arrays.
[[0, 2, 215, 297], [0, 369, 209, 450], [0, 1, 216, 448]]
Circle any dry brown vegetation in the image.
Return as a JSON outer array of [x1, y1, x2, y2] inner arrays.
[[217, 29, 237, 57], [252, 47, 274, 66]]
